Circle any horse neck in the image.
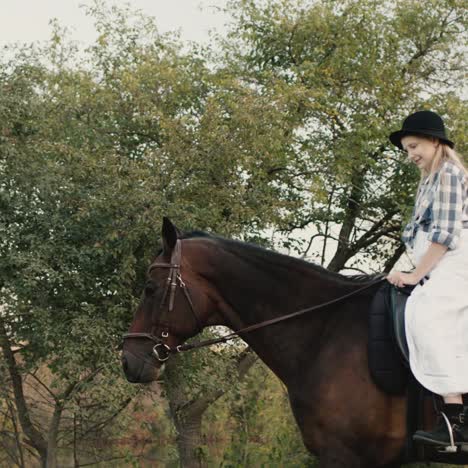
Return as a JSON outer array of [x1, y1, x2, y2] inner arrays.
[[190, 238, 366, 385]]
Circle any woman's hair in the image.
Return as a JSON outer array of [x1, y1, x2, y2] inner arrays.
[[425, 140, 467, 179], [429, 142, 468, 177], [413, 138, 467, 196]]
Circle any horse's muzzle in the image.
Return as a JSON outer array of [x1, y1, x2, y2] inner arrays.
[[121, 349, 160, 383]]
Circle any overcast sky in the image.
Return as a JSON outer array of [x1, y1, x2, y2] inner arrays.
[[0, 0, 229, 46]]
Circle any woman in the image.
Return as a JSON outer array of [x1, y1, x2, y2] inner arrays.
[[387, 110, 468, 447]]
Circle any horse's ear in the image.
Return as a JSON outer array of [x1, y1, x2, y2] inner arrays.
[[161, 217, 180, 255]]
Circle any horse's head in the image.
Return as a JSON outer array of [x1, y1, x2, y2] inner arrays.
[[121, 217, 221, 383]]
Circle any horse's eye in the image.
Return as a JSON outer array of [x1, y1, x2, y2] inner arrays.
[[144, 282, 157, 296]]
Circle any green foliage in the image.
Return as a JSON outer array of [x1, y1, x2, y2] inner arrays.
[[215, 361, 316, 466], [222, 0, 467, 270], [0, 0, 466, 465], [0, 2, 308, 463]]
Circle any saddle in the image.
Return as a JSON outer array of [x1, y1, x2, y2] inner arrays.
[[368, 282, 412, 395], [368, 282, 468, 465]]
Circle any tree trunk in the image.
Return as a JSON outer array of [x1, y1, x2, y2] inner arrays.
[[46, 403, 63, 468], [170, 404, 204, 468], [7, 398, 26, 468], [327, 168, 365, 272], [383, 243, 406, 273], [164, 349, 257, 467], [0, 319, 48, 466]]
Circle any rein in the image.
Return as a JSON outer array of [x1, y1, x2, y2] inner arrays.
[[122, 239, 386, 361]]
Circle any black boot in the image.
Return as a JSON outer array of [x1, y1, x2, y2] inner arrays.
[[413, 404, 468, 447]]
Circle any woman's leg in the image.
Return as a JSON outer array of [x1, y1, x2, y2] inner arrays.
[[444, 394, 463, 404]]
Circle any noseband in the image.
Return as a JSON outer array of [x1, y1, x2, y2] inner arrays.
[[122, 238, 386, 363], [122, 239, 201, 361]]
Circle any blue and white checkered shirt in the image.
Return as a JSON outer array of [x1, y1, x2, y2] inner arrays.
[[402, 161, 468, 250]]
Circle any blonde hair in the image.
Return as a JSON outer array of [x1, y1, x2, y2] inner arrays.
[[424, 141, 467, 179], [413, 139, 467, 196]]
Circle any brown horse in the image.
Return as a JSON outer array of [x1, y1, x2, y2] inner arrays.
[[122, 218, 407, 468]]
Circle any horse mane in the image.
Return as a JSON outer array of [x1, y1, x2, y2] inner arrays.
[[180, 231, 380, 286]]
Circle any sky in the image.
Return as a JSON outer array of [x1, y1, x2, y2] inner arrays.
[[0, 0, 229, 47]]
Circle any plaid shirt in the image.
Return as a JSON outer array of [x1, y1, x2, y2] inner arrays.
[[402, 161, 468, 250]]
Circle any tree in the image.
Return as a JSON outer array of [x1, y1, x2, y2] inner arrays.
[[1, 1, 466, 465], [163, 343, 257, 467], [222, 0, 467, 271], [0, 3, 308, 465]]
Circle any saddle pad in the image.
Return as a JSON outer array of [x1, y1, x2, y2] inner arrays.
[[368, 282, 408, 395]]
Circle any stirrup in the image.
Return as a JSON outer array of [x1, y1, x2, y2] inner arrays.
[[437, 412, 457, 453]]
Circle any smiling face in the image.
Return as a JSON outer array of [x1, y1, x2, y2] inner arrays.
[[401, 134, 440, 173]]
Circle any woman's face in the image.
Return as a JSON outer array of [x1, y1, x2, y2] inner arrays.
[[401, 135, 439, 172]]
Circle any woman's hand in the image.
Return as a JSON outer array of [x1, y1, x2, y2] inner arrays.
[[386, 271, 420, 288]]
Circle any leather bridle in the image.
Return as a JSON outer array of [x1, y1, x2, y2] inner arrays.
[[122, 239, 202, 361], [122, 239, 386, 362]]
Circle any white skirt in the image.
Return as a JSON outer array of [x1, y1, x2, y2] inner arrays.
[[405, 229, 468, 396]]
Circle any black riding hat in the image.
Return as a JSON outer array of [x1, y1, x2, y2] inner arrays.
[[389, 110, 455, 150]]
